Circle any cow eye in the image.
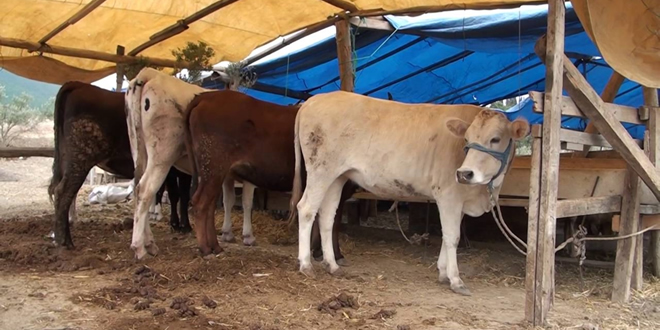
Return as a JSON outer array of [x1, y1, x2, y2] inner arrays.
[[491, 137, 501, 144]]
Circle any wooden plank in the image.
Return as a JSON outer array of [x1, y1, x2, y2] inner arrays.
[[511, 156, 627, 170], [612, 214, 660, 232], [577, 72, 625, 157], [560, 128, 615, 148], [0, 37, 186, 68], [525, 126, 543, 325], [115, 46, 125, 92], [558, 57, 660, 203], [529, 91, 643, 125], [644, 87, 660, 278], [38, 0, 106, 45], [529, 1, 565, 325], [335, 18, 355, 92], [555, 196, 622, 218], [612, 166, 642, 303], [349, 16, 394, 31], [0, 147, 54, 158]]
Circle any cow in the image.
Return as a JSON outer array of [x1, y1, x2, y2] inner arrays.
[[288, 91, 529, 296], [183, 89, 355, 262], [47, 81, 192, 249]]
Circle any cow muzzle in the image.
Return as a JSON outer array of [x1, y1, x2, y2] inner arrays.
[[456, 169, 475, 184]]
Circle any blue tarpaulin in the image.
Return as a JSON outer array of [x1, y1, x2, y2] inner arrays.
[[201, 3, 649, 139]]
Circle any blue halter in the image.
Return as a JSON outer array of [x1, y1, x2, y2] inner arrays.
[[463, 139, 513, 191]]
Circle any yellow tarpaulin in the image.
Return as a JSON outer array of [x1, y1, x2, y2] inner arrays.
[[572, 0, 660, 88], [0, 0, 541, 84]]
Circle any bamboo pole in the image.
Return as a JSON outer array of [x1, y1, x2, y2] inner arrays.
[[38, 0, 106, 45]]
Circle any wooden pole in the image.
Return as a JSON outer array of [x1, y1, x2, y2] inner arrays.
[[0, 36, 187, 68], [525, 124, 542, 324], [525, 0, 565, 326], [116, 46, 125, 92], [643, 87, 660, 278], [335, 17, 355, 92], [38, 0, 106, 45]]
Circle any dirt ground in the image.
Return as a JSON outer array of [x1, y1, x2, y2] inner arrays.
[[1, 126, 659, 330]]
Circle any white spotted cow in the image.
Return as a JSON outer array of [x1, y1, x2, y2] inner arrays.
[[124, 68, 261, 259], [289, 91, 529, 296]]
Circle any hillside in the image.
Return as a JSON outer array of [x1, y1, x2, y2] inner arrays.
[[0, 70, 61, 107]]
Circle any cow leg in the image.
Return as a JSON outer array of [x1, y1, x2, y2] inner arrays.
[[297, 177, 335, 278], [191, 175, 223, 255], [436, 197, 470, 296], [220, 178, 236, 243], [53, 167, 89, 248], [177, 172, 192, 233], [241, 182, 257, 246], [68, 198, 77, 224], [318, 177, 348, 275], [165, 168, 182, 231], [131, 163, 170, 259], [311, 220, 323, 261]]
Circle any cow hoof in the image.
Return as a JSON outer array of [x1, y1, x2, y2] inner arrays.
[[145, 243, 159, 257], [221, 232, 236, 243], [299, 264, 315, 278], [180, 226, 193, 234], [336, 258, 349, 267], [321, 261, 342, 276], [450, 284, 472, 296], [242, 235, 257, 246], [313, 255, 324, 262], [132, 245, 148, 260]]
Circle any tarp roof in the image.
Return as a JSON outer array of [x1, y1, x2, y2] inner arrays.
[[0, 0, 544, 85], [203, 3, 648, 139]]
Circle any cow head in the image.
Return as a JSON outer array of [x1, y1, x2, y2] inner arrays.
[[446, 110, 529, 189]]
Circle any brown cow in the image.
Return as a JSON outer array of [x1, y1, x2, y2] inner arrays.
[[184, 89, 355, 263], [48, 81, 192, 248]]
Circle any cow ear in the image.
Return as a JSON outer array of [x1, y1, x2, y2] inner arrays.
[[446, 118, 470, 138], [510, 118, 530, 140]]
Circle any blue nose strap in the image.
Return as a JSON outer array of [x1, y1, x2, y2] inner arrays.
[[463, 139, 513, 190]]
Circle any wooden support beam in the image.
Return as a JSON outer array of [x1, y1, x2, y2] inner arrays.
[[577, 71, 625, 157], [335, 18, 355, 92], [0, 37, 186, 68], [0, 147, 54, 158], [322, 0, 359, 12], [128, 0, 239, 56], [38, 0, 106, 45], [245, 17, 340, 65], [555, 196, 622, 218], [643, 86, 660, 278], [529, 91, 643, 125], [526, 1, 565, 326], [612, 165, 642, 303]]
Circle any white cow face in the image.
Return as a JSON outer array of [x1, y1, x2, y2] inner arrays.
[[446, 111, 529, 187]]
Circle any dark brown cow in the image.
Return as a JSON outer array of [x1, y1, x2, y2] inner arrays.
[[184, 90, 355, 262], [47, 81, 192, 248]]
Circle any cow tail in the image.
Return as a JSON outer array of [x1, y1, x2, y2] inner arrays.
[[287, 108, 304, 226], [48, 82, 79, 204], [183, 96, 200, 196]]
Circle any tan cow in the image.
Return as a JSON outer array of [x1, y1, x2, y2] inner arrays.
[[289, 91, 529, 296]]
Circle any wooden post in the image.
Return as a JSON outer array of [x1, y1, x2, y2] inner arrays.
[[525, 1, 565, 326], [612, 164, 642, 302], [116, 45, 125, 92], [335, 17, 355, 92], [643, 87, 660, 278], [525, 125, 542, 323]]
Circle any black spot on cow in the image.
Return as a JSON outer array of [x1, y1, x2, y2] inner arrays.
[[393, 180, 416, 195], [144, 98, 150, 111], [306, 126, 325, 166]]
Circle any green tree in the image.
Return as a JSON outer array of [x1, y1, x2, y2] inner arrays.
[[171, 40, 216, 84], [0, 85, 52, 147]]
